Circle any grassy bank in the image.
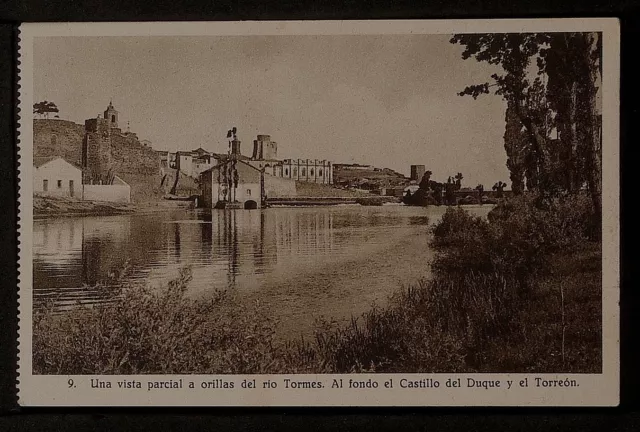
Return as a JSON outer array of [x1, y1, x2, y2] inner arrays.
[[34, 195, 193, 218], [33, 194, 601, 374], [34, 195, 136, 218]]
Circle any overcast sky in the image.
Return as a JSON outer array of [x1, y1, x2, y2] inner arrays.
[[34, 35, 512, 187]]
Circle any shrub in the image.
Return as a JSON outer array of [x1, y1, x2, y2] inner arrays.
[[423, 192, 602, 371], [33, 191, 601, 375], [431, 193, 596, 289], [487, 193, 594, 247], [33, 268, 289, 375], [432, 206, 491, 248], [32, 267, 523, 374]]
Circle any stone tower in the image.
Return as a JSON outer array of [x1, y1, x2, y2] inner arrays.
[[104, 101, 119, 130], [410, 165, 426, 182], [83, 117, 113, 184], [252, 134, 277, 160]]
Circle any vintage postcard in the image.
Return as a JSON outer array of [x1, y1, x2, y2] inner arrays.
[[17, 19, 619, 407]]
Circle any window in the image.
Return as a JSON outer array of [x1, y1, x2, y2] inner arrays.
[[293, 168, 297, 176], [319, 169, 323, 176], [310, 168, 314, 176], [43, 179, 48, 192], [285, 168, 289, 176], [111, 115, 116, 123], [302, 168, 306, 177], [246, 189, 251, 196], [57, 180, 62, 188]]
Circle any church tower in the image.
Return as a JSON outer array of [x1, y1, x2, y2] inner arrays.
[[104, 100, 119, 129]]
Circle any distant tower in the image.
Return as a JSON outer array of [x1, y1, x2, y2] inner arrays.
[[410, 165, 426, 182], [252, 134, 277, 160], [104, 100, 119, 129]]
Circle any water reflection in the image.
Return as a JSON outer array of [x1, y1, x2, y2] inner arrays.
[[34, 207, 346, 308], [33, 206, 493, 318]]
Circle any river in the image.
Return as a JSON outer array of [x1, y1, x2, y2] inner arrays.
[[33, 204, 493, 338]]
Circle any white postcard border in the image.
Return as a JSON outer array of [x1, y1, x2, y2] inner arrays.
[[17, 18, 620, 407]]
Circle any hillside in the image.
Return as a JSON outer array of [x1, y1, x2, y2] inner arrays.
[[294, 181, 370, 198], [333, 164, 409, 189]]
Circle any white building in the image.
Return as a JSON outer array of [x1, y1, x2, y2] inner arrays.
[[34, 156, 131, 203], [200, 160, 263, 209], [33, 157, 82, 198]]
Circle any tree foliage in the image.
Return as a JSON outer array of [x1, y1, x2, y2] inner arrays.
[[450, 32, 602, 226], [33, 101, 59, 119]]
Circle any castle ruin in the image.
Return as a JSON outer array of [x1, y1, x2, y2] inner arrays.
[[81, 101, 160, 185]]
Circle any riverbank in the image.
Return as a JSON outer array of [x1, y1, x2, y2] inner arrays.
[[33, 195, 191, 219], [267, 196, 398, 206], [33, 194, 601, 374], [294, 181, 370, 198]]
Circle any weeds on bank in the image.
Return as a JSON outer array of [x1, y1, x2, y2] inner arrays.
[[33, 268, 290, 374], [33, 193, 601, 374]]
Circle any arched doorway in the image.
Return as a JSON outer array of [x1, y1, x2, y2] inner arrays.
[[244, 200, 258, 209]]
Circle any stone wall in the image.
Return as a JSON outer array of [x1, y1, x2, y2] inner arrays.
[[33, 119, 84, 166], [83, 184, 131, 203], [110, 132, 160, 176], [263, 174, 297, 198], [34, 118, 164, 202]]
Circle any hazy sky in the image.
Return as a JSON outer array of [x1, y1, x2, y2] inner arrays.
[[34, 35, 511, 187]]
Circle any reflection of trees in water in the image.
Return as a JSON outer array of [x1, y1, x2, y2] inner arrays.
[[252, 211, 267, 272], [200, 211, 213, 246], [198, 211, 213, 263], [227, 210, 238, 286]]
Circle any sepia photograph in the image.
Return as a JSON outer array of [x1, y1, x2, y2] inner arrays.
[[17, 20, 619, 406]]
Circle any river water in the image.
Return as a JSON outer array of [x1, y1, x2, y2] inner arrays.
[[33, 204, 492, 337]]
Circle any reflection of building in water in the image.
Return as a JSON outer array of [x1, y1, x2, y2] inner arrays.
[[33, 217, 134, 289], [208, 211, 264, 284], [35, 208, 340, 305], [265, 210, 335, 259], [80, 218, 134, 286], [33, 219, 83, 262], [198, 209, 336, 287]]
